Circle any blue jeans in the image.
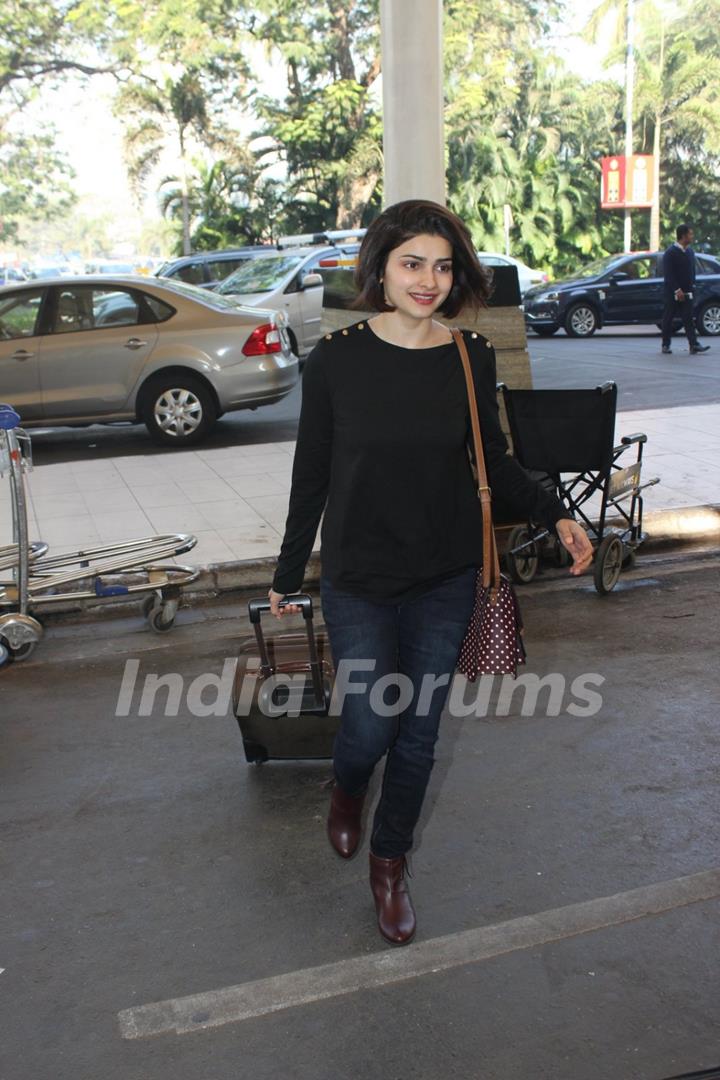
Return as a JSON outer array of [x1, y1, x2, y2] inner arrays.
[[319, 568, 477, 859]]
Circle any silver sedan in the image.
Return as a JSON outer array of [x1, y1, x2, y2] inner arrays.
[[0, 276, 298, 446]]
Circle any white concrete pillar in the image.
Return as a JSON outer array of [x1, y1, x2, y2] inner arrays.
[[379, 0, 445, 207]]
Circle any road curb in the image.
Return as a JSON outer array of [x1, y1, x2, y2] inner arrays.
[[189, 502, 720, 597]]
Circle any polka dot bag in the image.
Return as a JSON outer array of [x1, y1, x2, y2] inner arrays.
[[451, 328, 527, 681], [456, 568, 527, 681]]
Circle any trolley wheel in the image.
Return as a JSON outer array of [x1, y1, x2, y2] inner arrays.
[[594, 535, 624, 594], [149, 607, 176, 633], [142, 593, 161, 618], [11, 641, 37, 662], [0, 641, 10, 668], [505, 525, 540, 584]]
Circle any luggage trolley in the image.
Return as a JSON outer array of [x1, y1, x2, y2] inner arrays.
[[497, 382, 660, 594], [0, 404, 200, 666]]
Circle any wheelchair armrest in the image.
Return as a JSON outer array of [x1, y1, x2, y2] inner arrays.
[[620, 433, 648, 445]]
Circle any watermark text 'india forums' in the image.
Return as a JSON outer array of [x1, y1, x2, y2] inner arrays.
[[115, 658, 605, 719]]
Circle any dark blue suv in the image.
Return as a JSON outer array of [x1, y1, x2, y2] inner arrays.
[[522, 250, 720, 338]]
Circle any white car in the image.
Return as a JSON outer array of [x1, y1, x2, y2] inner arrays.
[[214, 244, 360, 358], [0, 276, 297, 446], [476, 252, 548, 297]]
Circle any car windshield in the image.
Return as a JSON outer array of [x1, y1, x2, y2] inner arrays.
[[151, 278, 258, 312], [572, 255, 628, 280], [217, 255, 302, 294]]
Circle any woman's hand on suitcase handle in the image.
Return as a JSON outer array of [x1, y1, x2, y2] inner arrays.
[[268, 587, 302, 619], [555, 519, 594, 576]]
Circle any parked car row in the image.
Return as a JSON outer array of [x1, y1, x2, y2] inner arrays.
[[8, 236, 703, 451], [155, 239, 546, 298], [1, 258, 167, 284], [522, 250, 720, 337], [154, 230, 367, 290]]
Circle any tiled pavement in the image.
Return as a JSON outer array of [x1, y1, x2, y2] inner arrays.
[[1, 405, 718, 568]]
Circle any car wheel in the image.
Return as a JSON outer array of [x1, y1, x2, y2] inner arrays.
[[531, 325, 559, 337], [565, 303, 598, 337], [698, 301, 720, 336], [140, 373, 217, 446]]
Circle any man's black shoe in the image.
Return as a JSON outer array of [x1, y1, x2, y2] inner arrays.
[[661, 346, 672, 354], [690, 344, 710, 354]]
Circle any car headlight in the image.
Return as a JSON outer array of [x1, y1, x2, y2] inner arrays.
[[540, 291, 560, 301]]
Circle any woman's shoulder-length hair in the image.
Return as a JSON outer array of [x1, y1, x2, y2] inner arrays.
[[352, 199, 493, 319]]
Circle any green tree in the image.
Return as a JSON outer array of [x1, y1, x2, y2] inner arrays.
[[585, 0, 720, 250], [0, 130, 76, 244], [633, 0, 720, 248], [445, 0, 623, 273], [159, 154, 286, 251], [112, 0, 250, 253], [0, 0, 119, 239], [246, 0, 383, 231]]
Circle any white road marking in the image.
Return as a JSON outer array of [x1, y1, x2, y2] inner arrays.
[[118, 867, 720, 1039]]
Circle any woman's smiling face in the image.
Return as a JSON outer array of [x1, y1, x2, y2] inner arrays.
[[381, 233, 454, 318]]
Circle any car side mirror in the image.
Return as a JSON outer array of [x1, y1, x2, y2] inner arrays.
[[609, 272, 630, 284], [300, 272, 323, 289]]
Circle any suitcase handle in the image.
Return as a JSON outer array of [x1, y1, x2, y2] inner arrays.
[[247, 593, 327, 712], [248, 593, 313, 623]]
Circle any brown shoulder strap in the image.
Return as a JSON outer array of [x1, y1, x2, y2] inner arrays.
[[450, 327, 501, 594]]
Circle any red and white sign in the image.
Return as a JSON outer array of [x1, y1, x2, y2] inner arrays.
[[601, 155, 655, 209]]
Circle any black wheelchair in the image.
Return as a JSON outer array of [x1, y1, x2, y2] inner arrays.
[[496, 381, 660, 594]]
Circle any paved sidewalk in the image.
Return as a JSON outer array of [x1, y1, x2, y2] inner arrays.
[[1, 402, 718, 567]]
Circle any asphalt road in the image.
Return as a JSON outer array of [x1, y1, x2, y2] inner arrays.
[[22, 326, 719, 467], [2, 548, 719, 1079], [528, 325, 718, 411]]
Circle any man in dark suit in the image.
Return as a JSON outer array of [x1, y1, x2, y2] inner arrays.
[[661, 224, 710, 355]]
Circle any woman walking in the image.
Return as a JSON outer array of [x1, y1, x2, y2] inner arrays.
[[268, 200, 592, 946]]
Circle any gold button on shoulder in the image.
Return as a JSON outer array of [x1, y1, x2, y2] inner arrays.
[[486, 340, 493, 348], [357, 322, 364, 330], [342, 328, 349, 335], [324, 333, 332, 340], [471, 331, 478, 339]]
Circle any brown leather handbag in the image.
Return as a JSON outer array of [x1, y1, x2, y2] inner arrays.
[[450, 327, 527, 681]]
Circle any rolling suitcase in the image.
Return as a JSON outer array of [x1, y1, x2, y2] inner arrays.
[[232, 593, 339, 763]]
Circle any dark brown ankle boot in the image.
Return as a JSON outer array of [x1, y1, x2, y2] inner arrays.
[[327, 783, 366, 858], [369, 852, 416, 945]]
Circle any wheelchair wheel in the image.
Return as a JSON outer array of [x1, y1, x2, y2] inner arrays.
[[505, 525, 539, 584], [594, 535, 623, 594]]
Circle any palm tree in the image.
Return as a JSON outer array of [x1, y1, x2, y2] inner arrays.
[[633, 6, 720, 246], [117, 71, 210, 255], [159, 155, 285, 250], [585, 0, 720, 248]]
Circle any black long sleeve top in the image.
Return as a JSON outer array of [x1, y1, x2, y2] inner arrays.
[[271, 321, 568, 604]]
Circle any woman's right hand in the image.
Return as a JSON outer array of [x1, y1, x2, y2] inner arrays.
[[268, 587, 302, 619]]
